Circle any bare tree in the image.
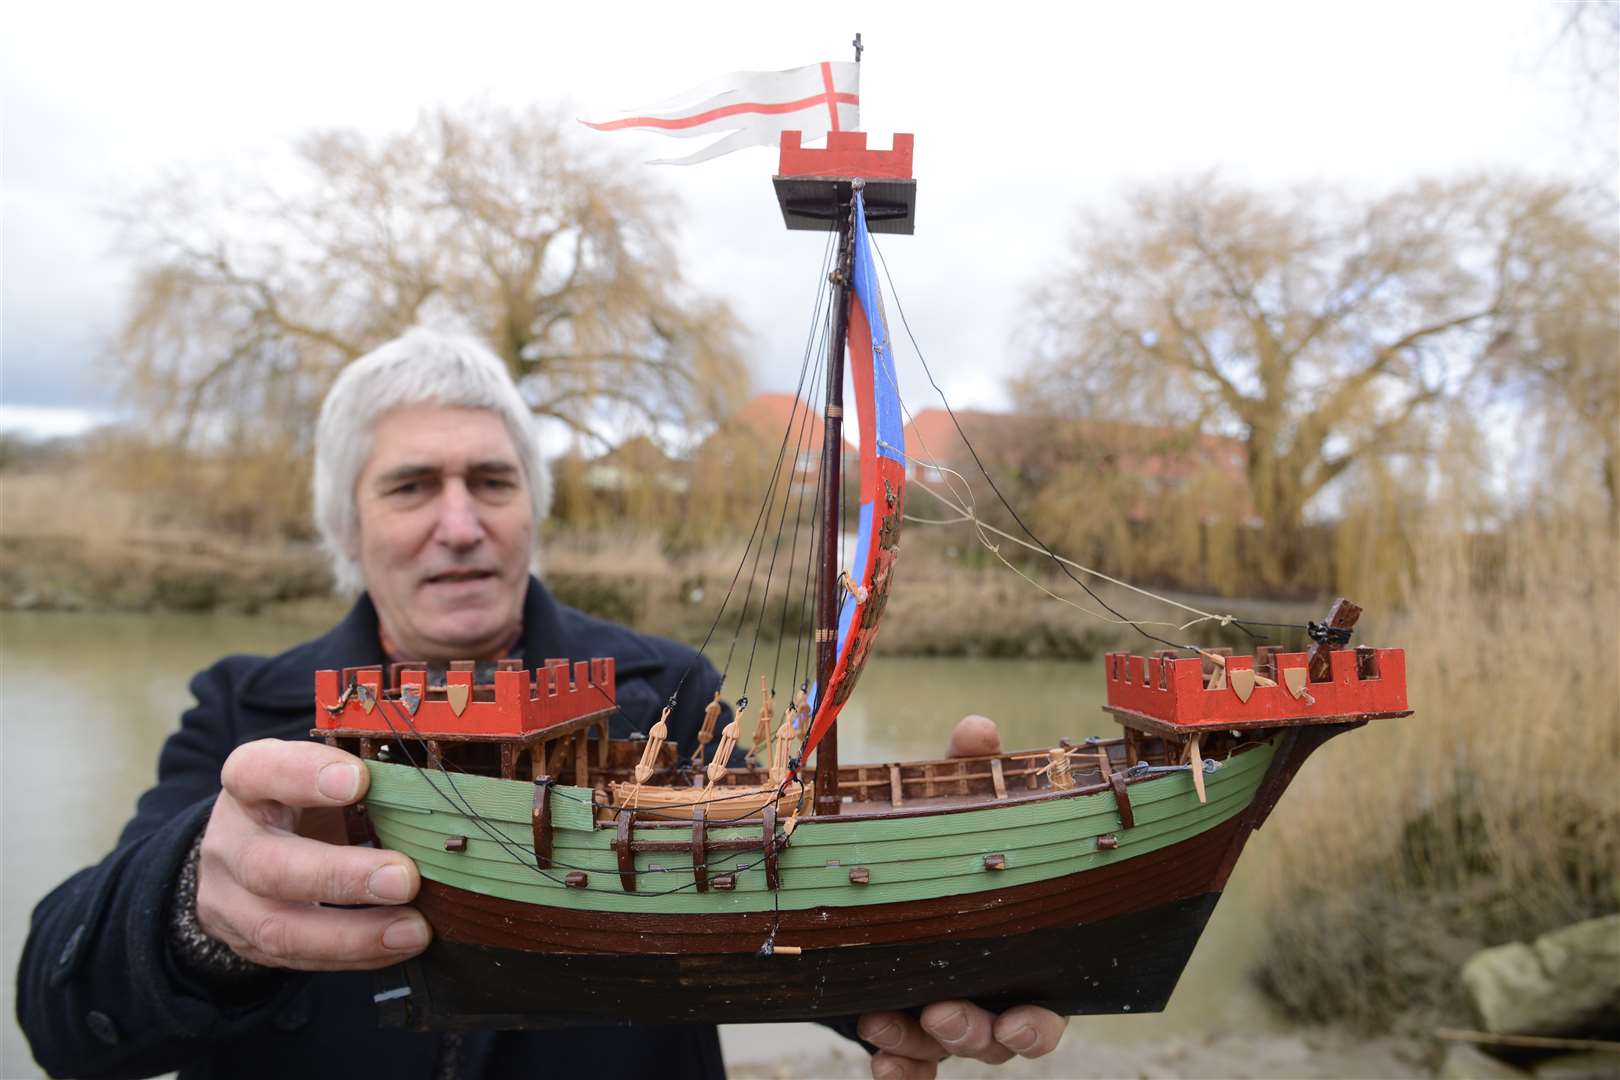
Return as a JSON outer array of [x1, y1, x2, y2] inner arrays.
[[1017, 173, 1602, 587], [113, 103, 748, 465]]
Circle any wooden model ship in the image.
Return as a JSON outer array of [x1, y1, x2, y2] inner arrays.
[[315, 128, 1412, 1030]]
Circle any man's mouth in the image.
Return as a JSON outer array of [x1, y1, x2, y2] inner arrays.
[[423, 569, 497, 586]]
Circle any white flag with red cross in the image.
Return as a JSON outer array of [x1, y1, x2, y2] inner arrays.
[[582, 62, 860, 165]]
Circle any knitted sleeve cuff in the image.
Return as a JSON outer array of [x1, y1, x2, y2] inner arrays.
[[165, 829, 274, 985]]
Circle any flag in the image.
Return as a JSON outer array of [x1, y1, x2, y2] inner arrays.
[[582, 62, 859, 165]]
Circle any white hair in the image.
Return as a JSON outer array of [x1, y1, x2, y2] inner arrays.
[[313, 328, 551, 596]]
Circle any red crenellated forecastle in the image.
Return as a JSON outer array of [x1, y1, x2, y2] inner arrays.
[[1103, 645, 1410, 736]]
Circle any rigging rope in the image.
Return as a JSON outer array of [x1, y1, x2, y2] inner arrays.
[[671, 228, 838, 707], [869, 237, 1309, 651]]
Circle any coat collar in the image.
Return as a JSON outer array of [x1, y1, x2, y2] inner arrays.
[[237, 576, 666, 714]]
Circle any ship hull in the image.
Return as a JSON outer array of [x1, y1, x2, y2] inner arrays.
[[380, 890, 1222, 1029], [360, 728, 1353, 1028]]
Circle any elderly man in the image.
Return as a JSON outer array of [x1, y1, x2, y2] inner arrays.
[[17, 329, 1065, 1080]]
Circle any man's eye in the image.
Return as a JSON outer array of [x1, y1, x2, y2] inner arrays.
[[387, 482, 420, 496]]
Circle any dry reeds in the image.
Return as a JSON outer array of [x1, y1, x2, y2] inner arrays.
[[1252, 489, 1620, 1030]]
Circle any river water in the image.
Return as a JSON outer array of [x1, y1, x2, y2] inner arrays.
[[1, 609, 1287, 1078]]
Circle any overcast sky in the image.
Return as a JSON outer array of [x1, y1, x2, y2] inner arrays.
[[0, 0, 1606, 437]]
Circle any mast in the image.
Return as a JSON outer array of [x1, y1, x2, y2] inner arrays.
[[770, 30, 915, 815], [813, 191, 857, 816], [809, 32, 864, 817]]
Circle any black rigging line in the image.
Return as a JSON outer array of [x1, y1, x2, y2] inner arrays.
[[769, 333, 828, 698], [869, 238, 1306, 652], [671, 230, 838, 705], [719, 233, 840, 687], [370, 695, 806, 895], [794, 323, 834, 692]]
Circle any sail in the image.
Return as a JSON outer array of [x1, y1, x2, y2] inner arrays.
[[801, 192, 906, 762]]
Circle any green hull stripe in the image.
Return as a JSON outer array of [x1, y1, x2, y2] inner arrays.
[[361, 742, 1273, 915]]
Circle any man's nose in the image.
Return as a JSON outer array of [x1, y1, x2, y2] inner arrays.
[[434, 483, 485, 549]]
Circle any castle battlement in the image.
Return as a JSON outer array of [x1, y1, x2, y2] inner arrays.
[[313, 657, 617, 738], [1103, 646, 1409, 730], [777, 130, 914, 180]]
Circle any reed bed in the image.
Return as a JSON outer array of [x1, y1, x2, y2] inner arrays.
[[1251, 506, 1620, 1031]]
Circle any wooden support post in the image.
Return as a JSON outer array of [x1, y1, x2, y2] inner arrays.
[[615, 813, 636, 893], [691, 805, 708, 893], [531, 777, 553, 870], [990, 757, 1008, 800], [500, 742, 517, 781], [574, 731, 589, 788], [762, 804, 781, 891], [889, 764, 903, 808], [1308, 597, 1362, 682], [1188, 737, 1206, 804], [1110, 774, 1135, 829]]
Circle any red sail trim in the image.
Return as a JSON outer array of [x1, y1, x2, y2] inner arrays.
[[800, 298, 904, 761]]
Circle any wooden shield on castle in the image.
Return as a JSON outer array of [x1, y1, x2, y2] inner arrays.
[[447, 684, 470, 716], [1229, 668, 1256, 703], [1283, 667, 1308, 699]]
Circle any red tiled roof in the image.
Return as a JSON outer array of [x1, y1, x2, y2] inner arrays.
[[900, 408, 1249, 488], [726, 392, 856, 454]]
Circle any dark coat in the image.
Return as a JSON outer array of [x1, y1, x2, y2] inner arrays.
[[15, 579, 755, 1080]]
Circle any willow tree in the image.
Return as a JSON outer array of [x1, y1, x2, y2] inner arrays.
[[110, 104, 746, 536], [1018, 173, 1600, 589]]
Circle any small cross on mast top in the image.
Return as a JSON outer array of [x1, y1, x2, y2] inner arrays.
[[852, 32, 863, 63]]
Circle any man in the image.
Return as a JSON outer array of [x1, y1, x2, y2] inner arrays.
[[17, 329, 1066, 1079]]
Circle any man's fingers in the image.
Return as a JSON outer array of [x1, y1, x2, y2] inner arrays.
[[919, 1000, 1013, 1064], [205, 889, 433, 971], [870, 1053, 939, 1080], [857, 1012, 949, 1063], [225, 830, 419, 906], [992, 1004, 1068, 1058], [221, 739, 371, 811]]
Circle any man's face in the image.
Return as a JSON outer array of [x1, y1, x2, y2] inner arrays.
[[353, 404, 534, 663]]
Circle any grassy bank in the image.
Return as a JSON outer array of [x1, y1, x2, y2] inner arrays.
[[2, 465, 1312, 656], [1250, 510, 1620, 1036]]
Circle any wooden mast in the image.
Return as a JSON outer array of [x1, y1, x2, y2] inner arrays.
[[813, 189, 857, 816]]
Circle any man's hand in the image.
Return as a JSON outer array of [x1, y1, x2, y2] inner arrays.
[[857, 1003, 1067, 1079], [850, 714, 1069, 1077], [196, 739, 431, 970]]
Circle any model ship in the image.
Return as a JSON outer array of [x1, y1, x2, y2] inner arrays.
[[314, 129, 1412, 1030]]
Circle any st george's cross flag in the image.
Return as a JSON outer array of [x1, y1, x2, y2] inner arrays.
[[582, 62, 859, 165]]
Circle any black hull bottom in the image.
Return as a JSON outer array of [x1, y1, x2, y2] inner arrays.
[[376, 891, 1223, 1030]]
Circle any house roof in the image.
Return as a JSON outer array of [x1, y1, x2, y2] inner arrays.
[[899, 408, 1249, 484], [725, 392, 856, 454]]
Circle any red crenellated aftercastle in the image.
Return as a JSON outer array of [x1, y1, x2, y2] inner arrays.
[[314, 658, 617, 738]]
